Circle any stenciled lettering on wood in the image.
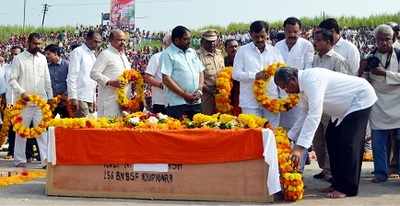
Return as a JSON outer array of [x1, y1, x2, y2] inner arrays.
[[103, 164, 183, 184], [168, 164, 183, 171]]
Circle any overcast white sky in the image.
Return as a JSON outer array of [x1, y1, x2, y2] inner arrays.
[[0, 0, 398, 31]]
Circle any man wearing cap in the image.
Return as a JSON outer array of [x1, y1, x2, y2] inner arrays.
[[197, 30, 225, 114]]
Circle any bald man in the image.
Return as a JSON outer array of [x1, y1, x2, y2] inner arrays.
[[90, 30, 131, 117]]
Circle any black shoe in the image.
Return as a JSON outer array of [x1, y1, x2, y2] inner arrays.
[[313, 172, 325, 179]]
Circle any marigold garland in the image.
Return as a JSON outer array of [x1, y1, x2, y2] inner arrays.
[[117, 69, 144, 112], [48, 95, 62, 112], [280, 172, 304, 201], [11, 95, 53, 138], [274, 127, 304, 201], [0, 106, 13, 147], [253, 62, 300, 113], [188, 113, 270, 129], [0, 170, 47, 187], [49, 117, 123, 129], [215, 67, 234, 114], [363, 150, 373, 161]]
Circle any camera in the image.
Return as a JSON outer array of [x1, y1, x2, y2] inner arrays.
[[365, 55, 381, 71]]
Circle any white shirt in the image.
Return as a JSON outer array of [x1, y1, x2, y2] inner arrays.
[[145, 52, 165, 105], [288, 68, 377, 149], [67, 44, 97, 103], [9, 51, 53, 101], [232, 42, 284, 108], [333, 37, 360, 76], [275, 37, 314, 70], [90, 46, 131, 117], [3, 64, 15, 105], [275, 38, 314, 129]]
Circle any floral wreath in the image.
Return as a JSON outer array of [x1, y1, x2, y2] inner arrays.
[[116, 69, 144, 112], [215, 67, 234, 114], [11, 95, 53, 138], [253, 62, 300, 113], [0, 106, 13, 146]]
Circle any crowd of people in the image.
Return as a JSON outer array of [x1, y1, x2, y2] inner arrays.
[[0, 17, 400, 200]]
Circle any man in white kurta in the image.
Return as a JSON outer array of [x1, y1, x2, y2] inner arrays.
[[9, 33, 53, 167], [233, 21, 284, 127], [362, 25, 400, 182], [67, 31, 101, 117], [275, 17, 314, 129], [90, 30, 131, 118]]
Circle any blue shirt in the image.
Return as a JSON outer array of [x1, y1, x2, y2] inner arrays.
[[48, 58, 69, 96], [160, 44, 204, 106]]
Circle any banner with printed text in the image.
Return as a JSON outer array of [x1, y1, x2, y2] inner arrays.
[[110, 0, 135, 28]]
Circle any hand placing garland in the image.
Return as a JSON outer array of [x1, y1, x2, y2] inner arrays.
[[253, 62, 300, 113], [116, 69, 144, 112], [11, 95, 53, 138], [274, 127, 304, 201]]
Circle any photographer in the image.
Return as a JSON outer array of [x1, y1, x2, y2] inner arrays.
[[360, 24, 400, 183]]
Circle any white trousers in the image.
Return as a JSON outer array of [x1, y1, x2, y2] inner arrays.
[[242, 107, 280, 128], [14, 105, 48, 165]]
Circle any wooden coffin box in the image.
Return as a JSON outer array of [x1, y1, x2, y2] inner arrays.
[[46, 159, 273, 203]]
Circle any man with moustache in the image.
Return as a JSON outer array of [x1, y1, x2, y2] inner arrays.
[[9, 33, 53, 167], [232, 20, 284, 127], [90, 29, 131, 117], [224, 39, 241, 115], [160, 26, 205, 119], [44, 44, 69, 118], [224, 39, 239, 67], [67, 31, 102, 117], [275, 17, 314, 130]]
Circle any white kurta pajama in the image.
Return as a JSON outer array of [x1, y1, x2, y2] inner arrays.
[[90, 46, 131, 118], [233, 42, 284, 127], [366, 51, 400, 130], [9, 51, 53, 166]]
